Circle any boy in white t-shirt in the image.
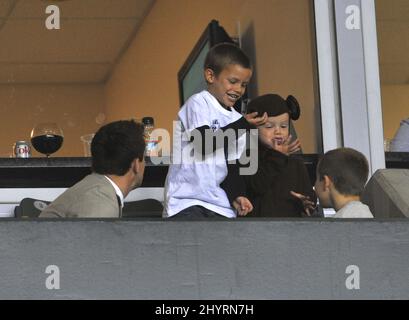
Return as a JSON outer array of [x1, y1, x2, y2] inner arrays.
[[164, 43, 267, 219], [313, 148, 374, 218]]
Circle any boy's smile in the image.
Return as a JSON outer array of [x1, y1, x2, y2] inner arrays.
[[205, 64, 252, 109]]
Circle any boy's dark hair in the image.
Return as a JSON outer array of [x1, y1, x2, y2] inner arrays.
[[91, 120, 145, 176], [204, 42, 251, 76], [317, 148, 369, 196]]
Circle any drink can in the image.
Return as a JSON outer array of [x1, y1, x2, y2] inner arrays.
[[13, 141, 31, 158]]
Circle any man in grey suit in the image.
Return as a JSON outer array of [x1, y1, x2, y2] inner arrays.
[[40, 120, 146, 218]]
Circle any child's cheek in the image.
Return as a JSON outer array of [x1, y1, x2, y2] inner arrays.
[[283, 129, 290, 139], [259, 129, 273, 148], [260, 137, 273, 149]]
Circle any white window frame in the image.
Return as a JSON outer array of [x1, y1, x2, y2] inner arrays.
[[314, 0, 385, 175]]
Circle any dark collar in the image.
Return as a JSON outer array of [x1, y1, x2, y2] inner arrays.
[[259, 145, 289, 174]]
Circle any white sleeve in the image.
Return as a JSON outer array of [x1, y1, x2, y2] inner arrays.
[[178, 96, 210, 134]]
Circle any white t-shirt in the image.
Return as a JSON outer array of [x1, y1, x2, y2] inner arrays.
[[164, 90, 246, 218], [332, 201, 374, 218]]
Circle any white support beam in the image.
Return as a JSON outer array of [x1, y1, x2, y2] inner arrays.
[[361, 0, 386, 172], [314, 0, 343, 152], [314, 0, 385, 174]]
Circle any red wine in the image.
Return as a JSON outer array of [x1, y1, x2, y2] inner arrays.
[[31, 134, 63, 156]]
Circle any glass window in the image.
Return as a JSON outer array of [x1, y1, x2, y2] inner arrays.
[[0, 0, 321, 157], [0, 0, 323, 218], [376, 0, 409, 154]]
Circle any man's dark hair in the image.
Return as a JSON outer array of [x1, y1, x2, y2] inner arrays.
[[204, 42, 251, 76], [317, 148, 369, 196], [91, 120, 145, 176]]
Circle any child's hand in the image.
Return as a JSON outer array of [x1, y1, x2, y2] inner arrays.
[[233, 196, 253, 216], [273, 134, 301, 155], [290, 191, 316, 216], [245, 112, 268, 127], [285, 135, 301, 154]]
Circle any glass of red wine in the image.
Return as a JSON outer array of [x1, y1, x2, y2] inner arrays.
[[30, 123, 64, 157]]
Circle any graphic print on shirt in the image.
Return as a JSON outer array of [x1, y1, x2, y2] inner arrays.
[[210, 119, 220, 132]]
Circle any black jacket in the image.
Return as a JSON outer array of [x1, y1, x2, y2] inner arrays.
[[244, 146, 317, 217]]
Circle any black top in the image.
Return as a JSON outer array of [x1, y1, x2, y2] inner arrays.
[[244, 146, 317, 217], [0, 157, 169, 188], [192, 116, 255, 204]]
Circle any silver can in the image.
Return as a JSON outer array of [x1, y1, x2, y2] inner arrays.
[[13, 141, 31, 158]]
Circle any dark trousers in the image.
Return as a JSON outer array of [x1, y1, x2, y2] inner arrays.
[[171, 206, 228, 219]]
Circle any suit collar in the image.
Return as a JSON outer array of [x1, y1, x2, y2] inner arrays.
[[104, 175, 124, 208]]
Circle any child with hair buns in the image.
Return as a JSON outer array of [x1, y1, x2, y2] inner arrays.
[[244, 94, 318, 217]]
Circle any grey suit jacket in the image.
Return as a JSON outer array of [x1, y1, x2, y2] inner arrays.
[[40, 173, 121, 218]]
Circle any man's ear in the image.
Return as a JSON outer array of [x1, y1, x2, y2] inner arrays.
[[323, 175, 333, 191], [132, 158, 142, 175], [204, 68, 215, 84]]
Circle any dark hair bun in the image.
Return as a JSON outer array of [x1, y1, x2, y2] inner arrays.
[[286, 95, 300, 120]]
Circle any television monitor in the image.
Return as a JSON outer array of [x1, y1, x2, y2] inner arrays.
[[178, 20, 245, 112]]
